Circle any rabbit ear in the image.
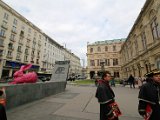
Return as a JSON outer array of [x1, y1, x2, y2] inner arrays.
[[20, 64, 32, 71]]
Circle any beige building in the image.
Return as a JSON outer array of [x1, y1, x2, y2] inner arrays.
[[0, 0, 81, 79], [41, 35, 64, 73], [120, 0, 160, 79], [63, 49, 81, 78], [0, 0, 45, 78], [87, 39, 125, 79]]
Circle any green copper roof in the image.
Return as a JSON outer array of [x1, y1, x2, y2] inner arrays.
[[89, 38, 126, 45]]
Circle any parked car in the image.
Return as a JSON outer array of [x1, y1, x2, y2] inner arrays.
[[0, 76, 13, 83], [77, 76, 87, 80], [67, 76, 75, 81], [37, 72, 52, 82]]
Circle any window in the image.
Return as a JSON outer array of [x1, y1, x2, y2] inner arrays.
[[105, 59, 110, 66], [156, 57, 160, 70], [134, 37, 138, 55], [0, 39, 4, 46], [114, 72, 119, 78], [151, 17, 160, 40], [12, 26, 17, 32], [24, 55, 28, 61], [3, 13, 9, 20], [0, 29, 5, 37], [10, 34, 15, 41], [113, 45, 116, 51], [25, 49, 28, 54], [90, 60, 95, 66], [31, 50, 35, 55], [20, 31, 24, 36], [113, 58, 118, 66], [13, 18, 17, 25], [36, 59, 39, 64], [97, 47, 101, 52], [90, 48, 93, 53], [17, 46, 22, 52], [0, 50, 3, 56], [7, 51, 12, 57], [26, 40, 30, 46], [97, 59, 100, 66], [8, 43, 13, 49], [141, 32, 147, 50], [16, 53, 21, 60], [105, 46, 108, 51]]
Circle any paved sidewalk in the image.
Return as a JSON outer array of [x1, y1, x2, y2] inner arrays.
[[7, 84, 143, 120]]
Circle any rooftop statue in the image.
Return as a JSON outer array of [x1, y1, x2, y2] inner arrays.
[[10, 64, 37, 84]]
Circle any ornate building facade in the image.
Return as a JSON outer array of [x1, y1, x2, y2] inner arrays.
[[87, 39, 125, 79], [120, 0, 160, 79]]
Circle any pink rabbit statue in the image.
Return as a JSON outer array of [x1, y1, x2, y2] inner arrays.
[[10, 64, 38, 84]]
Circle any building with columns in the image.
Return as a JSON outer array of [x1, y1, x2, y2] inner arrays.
[[87, 39, 125, 79], [120, 0, 160, 79]]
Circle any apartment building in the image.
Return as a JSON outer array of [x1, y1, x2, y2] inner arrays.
[[63, 49, 81, 78], [120, 0, 160, 79], [41, 35, 64, 73], [87, 39, 125, 79], [0, 0, 81, 79], [0, 0, 45, 78]]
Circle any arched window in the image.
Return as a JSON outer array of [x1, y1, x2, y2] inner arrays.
[[156, 57, 160, 70], [113, 45, 116, 51], [105, 46, 108, 51], [97, 46, 101, 52], [90, 48, 93, 53]]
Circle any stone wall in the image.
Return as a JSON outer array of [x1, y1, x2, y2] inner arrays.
[[4, 81, 66, 109]]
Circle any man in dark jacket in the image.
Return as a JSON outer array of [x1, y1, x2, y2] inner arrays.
[[95, 71, 121, 120], [138, 70, 160, 120], [128, 74, 135, 88]]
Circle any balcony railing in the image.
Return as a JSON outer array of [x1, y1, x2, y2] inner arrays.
[[1, 24, 8, 29]]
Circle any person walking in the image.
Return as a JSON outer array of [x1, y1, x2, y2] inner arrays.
[[95, 71, 121, 120], [110, 76, 116, 87], [138, 70, 160, 120], [128, 74, 135, 88]]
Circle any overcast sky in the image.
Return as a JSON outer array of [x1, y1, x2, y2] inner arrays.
[[4, 0, 146, 66]]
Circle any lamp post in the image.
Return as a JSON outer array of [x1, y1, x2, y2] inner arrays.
[[100, 61, 105, 71]]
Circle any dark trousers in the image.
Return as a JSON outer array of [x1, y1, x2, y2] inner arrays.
[[130, 82, 135, 88], [0, 104, 7, 120]]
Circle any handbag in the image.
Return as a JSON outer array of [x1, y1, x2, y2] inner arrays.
[[144, 104, 152, 120], [109, 102, 122, 117]]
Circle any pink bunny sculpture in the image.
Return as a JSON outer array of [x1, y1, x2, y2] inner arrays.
[[10, 64, 38, 84]]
